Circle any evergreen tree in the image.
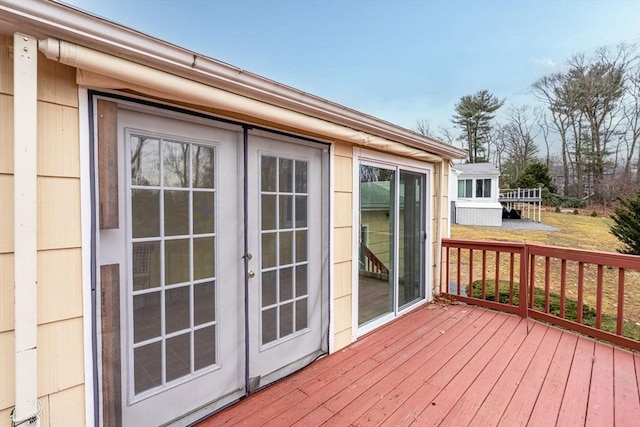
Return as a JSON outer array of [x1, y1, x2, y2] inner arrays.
[[513, 161, 557, 193], [452, 90, 504, 163], [610, 190, 640, 255]]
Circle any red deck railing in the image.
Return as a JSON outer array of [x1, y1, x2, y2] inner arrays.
[[360, 241, 389, 280], [441, 238, 640, 351]]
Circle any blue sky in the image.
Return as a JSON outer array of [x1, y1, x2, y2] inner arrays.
[[63, 0, 639, 143]]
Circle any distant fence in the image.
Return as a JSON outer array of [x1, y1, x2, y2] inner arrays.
[[441, 238, 640, 351], [499, 187, 542, 222]]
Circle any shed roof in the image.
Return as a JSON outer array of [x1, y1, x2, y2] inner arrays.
[[454, 162, 500, 176]]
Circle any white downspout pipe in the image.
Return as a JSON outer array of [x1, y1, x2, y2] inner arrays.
[[434, 160, 445, 295], [12, 33, 41, 426]]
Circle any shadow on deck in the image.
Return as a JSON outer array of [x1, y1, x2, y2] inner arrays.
[[198, 303, 640, 426]]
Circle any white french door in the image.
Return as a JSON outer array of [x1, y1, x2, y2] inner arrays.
[[100, 108, 244, 426], [246, 130, 326, 390], [97, 105, 327, 426]]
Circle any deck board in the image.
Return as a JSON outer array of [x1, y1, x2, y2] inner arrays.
[[613, 347, 640, 426], [411, 314, 521, 426], [556, 336, 595, 427], [585, 342, 615, 426], [527, 332, 578, 426], [197, 304, 639, 427], [499, 325, 562, 426], [377, 311, 499, 427], [468, 322, 548, 426]]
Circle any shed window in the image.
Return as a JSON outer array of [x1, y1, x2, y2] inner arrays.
[[476, 179, 492, 198], [457, 179, 472, 198]]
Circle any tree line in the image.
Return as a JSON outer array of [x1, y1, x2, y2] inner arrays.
[[417, 42, 640, 205]]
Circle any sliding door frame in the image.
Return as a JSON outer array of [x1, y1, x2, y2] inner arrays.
[[352, 148, 433, 337]]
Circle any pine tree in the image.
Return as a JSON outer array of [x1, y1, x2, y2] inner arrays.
[[610, 190, 640, 255], [513, 161, 557, 193], [452, 90, 504, 163]]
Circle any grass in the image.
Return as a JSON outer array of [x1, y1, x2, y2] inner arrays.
[[452, 210, 620, 252], [471, 280, 640, 340]]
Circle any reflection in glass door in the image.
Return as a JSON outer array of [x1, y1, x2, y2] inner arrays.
[[358, 165, 395, 325], [358, 163, 427, 328]]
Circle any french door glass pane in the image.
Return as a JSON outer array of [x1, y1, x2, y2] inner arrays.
[[260, 156, 310, 346], [130, 136, 219, 396], [164, 191, 189, 236], [399, 171, 424, 308], [132, 190, 160, 238], [194, 282, 215, 325], [358, 165, 395, 326], [166, 333, 191, 382], [134, 342, 162, 394], [163, 141, 189, 187], [165, 286, 190, 334], [194, 326, 216, 370], [132, 241, 160, 290], [131, 137, 160, 186], [193, 192, 215, 234], [192, 146, 214, 188]]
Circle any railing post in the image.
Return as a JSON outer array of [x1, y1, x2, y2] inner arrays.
[[519, 243, 528, 319]]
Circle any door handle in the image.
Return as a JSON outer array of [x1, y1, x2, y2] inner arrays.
[[248, 270, 255, 279]]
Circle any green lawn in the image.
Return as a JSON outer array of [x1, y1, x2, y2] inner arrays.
[[452, 210, 620, 253]]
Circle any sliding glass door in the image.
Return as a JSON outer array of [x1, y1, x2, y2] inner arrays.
[[358, 163, 427, 328], [358, 165, 395, 325], [398, 171, 425, 309]]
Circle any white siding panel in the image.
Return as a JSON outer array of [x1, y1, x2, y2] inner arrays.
[[456, 206, 503, 227]]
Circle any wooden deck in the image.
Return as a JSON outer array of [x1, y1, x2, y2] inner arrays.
[[198, 304, 640, 426]]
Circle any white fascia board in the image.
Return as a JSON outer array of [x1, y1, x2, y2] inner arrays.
[[0, 0, 466, 160]]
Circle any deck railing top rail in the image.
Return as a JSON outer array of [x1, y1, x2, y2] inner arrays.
[[498, 187, 542, 201], [526, 243, 640, 269]]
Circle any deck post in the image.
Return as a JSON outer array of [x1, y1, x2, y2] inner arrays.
[[519, 244, 529, 319]]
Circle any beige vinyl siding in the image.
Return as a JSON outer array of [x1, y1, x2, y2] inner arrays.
[[0, 35, 85, 424], [332, 142, 354, 350]]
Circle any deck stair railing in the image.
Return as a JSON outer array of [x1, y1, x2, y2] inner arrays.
[[441, 238, 640, 351], [360, 241, 389, 280]]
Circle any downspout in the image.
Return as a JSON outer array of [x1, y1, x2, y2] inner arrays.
[[11, 33, 41, 426], [434, 161, 445, 296]]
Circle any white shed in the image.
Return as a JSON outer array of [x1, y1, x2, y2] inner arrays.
[[453, 162, 502, 227]]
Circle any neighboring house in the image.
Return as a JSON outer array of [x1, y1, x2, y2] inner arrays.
[[452, 162, 502, 227], [0, 1, 466, 426]]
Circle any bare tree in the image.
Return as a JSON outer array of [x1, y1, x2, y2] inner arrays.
[[621, 67, 640, 182], [437, 126, 457, 146], [497, 105, 541, 185], [532, 73, 574, 196], [537, 108, 552, 167], [415, 118, 433, 137], [565, 45, 632, 201]]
